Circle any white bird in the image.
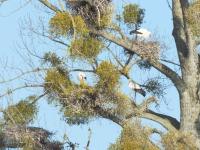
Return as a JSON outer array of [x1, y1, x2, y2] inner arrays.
[[78, 72, 87, 80], [128, 81, 146, 97], [130, 28, 151, 40], [78, 72, 87, 85]]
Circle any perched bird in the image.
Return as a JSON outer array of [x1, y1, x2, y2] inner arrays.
[[130, 28, 151, 40], [128, 81, 146, 97], [78, 72, 87, 80], [78, 72, 87, 85], [129, 29, 143, 35]]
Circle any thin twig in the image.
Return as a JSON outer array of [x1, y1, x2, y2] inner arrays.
[[85, 128, 92, 150], [166, 0, 172, 10], [160, 59, 180, 66], [0, 84, 44, 98], [0, 68, 47, 84]]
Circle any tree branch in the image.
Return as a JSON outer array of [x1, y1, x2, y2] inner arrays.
[[69, 69, 94, 73], [93, 105, 124, 127], [38, 0, 61, 12], [126, 108, 179, 131], [0, 84, 44, 98], [160, 59, 180, 67], [125, 96, 180, 131], [0, 68, 46, 84], [143, 109, 180, 130], [85, 128, 92, 150], [138, 97, 157, 112]]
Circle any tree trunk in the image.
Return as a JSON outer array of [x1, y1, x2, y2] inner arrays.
[[180, 89, 200, 148], [172, 0, 200, 147]]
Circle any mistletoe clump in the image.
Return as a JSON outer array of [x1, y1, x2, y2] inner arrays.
[[109, 122, 158, 150], [43, 52, 62, 66], [3, 97, 38, 125], [69, 37, 103, 59], [187, 0, 200, 37], [123, 4, 145, 26], [96, 61, 120, 91], [44, 68, 72, 98], [49, 12, 89, 37], [145, 79, 165, 98], [74, 15, 89, 36], [98, 9, 113, 28], [138, 60, 152, 70], [49, 12, 72, 36]]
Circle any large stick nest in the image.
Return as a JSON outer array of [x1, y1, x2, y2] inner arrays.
[[66, 0, 113, 28]]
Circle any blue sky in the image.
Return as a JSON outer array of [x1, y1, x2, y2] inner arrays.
[[0, 0, 180, 149]]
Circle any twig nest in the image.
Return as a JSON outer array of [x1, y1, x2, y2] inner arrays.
[[134, 41, 160, 61], [66, 0, 113, 28], [63, 102, 95, 125]]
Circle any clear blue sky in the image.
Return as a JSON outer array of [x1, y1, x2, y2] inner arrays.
[[0, 0, 180, 149]]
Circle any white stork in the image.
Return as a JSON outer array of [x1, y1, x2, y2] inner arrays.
[[78, 72, 87, 85], [128, 80, 146, 97], [130, 28, 151, 40]]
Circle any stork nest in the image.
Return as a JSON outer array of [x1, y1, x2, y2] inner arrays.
[[0, 126, 63, 149], [66, 0, 113, 28]]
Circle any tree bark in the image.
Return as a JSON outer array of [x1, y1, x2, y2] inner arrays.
[[180, 91, 200, 147], [172, 0, 200, 147]]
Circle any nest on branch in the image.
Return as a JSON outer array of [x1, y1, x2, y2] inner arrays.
[[66, 0, 113, 28]]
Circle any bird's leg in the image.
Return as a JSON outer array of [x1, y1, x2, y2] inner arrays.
[[134, 91, 137, 104], [135, 24, 139, 41]]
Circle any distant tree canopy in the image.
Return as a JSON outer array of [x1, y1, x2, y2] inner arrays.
[[1, 0, 200, 149]]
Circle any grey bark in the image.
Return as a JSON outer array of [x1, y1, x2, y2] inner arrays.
[[172, 0, 200, 147]]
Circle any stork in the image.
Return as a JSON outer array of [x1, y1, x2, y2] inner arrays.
[[130, 28, 151, 40], [78, 72, 87, 85], [128, 80, 146, 97]]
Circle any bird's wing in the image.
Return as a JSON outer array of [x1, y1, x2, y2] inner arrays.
[[130, 30, 143, 35]]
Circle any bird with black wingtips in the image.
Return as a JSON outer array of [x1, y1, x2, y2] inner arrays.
[[130, 28, 151, 40], [128, 80, 146, 97], [129, 29, 143, 35], [78, 72, 87, 87], [78, 72, 87, 85]]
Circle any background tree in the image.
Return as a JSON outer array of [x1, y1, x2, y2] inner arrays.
[[0, 0, 200, 149]]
